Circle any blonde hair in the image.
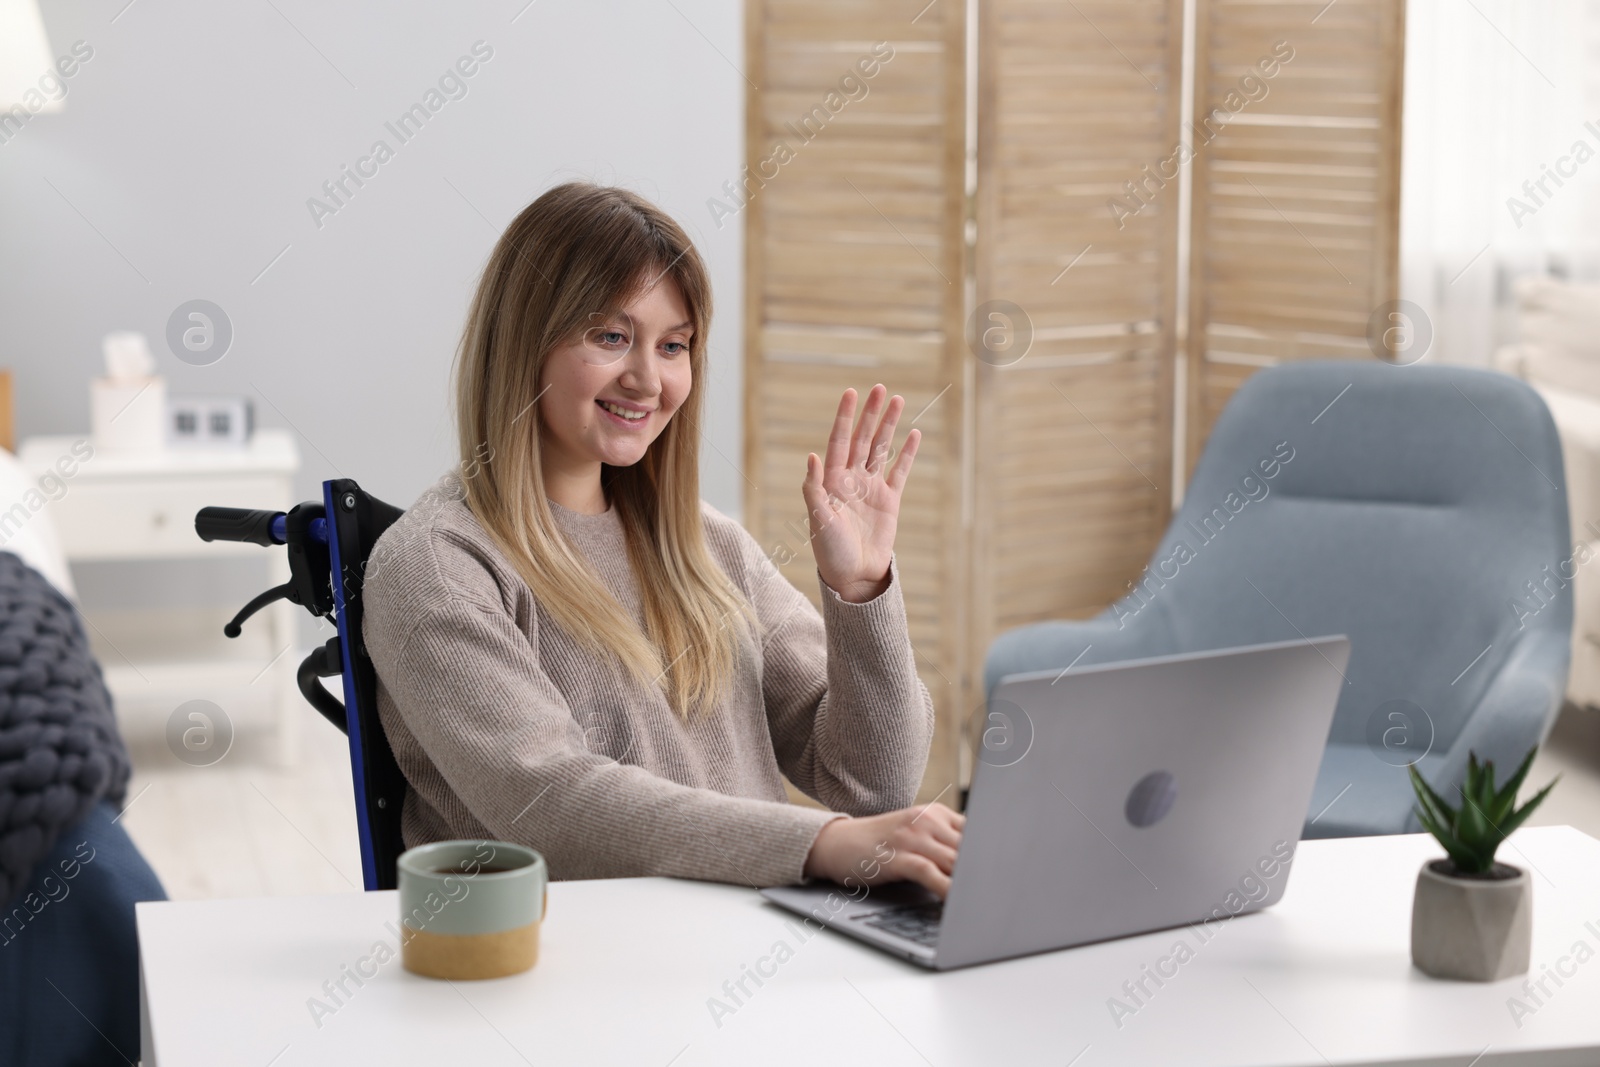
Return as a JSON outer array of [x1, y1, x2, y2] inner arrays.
[[452, 182, 759, 720]]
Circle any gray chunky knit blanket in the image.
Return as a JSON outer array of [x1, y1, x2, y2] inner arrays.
[[0, 552, 129, 906]]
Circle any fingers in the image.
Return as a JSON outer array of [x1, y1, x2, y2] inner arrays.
[[801, 451, 823, 505], [907, 803, 962, 868], [848, 384, 887, 470], [907, 801, 962, 841], [926, 816, 962, 851], [825, 389, 858, 474], [886, 428, 920, 493], [824, 384, 919, 496], [895, 852, 952, 899], [921, 838, 959, 875], [865, 391, 903, 476], [799, 453, 827, 534], [799, 802, 965, 902]]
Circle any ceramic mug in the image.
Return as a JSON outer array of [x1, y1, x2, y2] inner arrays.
[[396, 839, 547, 980]]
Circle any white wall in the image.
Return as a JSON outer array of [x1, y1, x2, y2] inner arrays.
[[0, 0, 747, 515], [1399, 0, 1600, 366]]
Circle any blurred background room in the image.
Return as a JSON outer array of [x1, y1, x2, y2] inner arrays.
[[1, 0, 1598, 957]]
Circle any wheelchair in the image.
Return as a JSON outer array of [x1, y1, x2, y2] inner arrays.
[[193, 480, 407, 890]]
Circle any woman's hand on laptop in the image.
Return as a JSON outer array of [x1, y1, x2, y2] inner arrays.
[[803, 802, 965, 899]]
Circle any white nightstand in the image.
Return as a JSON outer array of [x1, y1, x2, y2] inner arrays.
[[18, 430, 306, 765]]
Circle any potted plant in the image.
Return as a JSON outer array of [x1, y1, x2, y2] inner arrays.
[[1408, 747, 1558, 981]]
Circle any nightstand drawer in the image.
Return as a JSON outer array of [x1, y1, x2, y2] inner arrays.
[[53, 475, 292, 560]]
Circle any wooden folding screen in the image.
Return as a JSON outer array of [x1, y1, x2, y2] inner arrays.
[[744, 0, 1402, 798], [742, 1, 968, 796], [1186, 0, 1406, 471]]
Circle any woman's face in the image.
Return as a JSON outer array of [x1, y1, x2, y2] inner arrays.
[[537, 272, 694, 478]]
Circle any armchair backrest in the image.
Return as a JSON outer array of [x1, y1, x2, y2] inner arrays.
[[1105, 359, 1571, 758]]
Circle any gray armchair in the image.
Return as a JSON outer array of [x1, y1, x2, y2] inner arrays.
[[983, 359, 1572, 838]]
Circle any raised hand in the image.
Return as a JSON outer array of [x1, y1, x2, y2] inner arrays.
[[801, 383, 921, 603]]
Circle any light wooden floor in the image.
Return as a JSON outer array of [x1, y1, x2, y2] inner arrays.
[[1522, 700, 1600, 838], [112, 666, 1600, 901], [116, 680, 363, 901]]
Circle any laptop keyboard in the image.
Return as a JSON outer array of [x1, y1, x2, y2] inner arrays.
[[858, 901, 944, 946]]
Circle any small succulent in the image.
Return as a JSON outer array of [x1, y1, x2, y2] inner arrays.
[[1409, 747, 1559, 876]]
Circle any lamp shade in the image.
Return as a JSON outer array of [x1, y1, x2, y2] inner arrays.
[[0, 0, 59, 113]]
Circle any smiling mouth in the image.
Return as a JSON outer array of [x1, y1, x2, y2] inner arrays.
[[597, 399, 651, 423]]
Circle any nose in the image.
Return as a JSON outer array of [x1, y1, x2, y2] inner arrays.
[[615, 340, 659, 397]]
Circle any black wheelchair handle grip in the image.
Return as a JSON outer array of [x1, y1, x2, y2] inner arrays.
[[195, 506, 283, 547]]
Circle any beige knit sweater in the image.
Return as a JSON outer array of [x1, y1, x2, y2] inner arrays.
[[361, 470, 936, 888]]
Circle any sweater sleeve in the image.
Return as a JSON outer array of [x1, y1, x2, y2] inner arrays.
[[742, 540, 937, 814], [364, 547, 839, 888]]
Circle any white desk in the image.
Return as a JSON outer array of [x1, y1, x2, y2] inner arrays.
[[139, 826, 1600, 1066]]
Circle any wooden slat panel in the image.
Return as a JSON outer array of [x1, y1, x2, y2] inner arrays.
[[1185, 0, 1405, 475], [745, 0, 967, 800], [973, 0, 1184, 778]]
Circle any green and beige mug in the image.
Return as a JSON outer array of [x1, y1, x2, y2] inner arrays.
[[396, 840, 547, 980]]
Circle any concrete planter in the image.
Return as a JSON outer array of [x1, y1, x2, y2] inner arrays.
[[1411, 859, 1531, 981]]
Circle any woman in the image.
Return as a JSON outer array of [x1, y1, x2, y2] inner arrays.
[[363, 181, 963, 897]]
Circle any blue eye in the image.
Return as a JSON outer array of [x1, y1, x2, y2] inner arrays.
[[662, 341, 688, 356], [598, 330, 628, 347]]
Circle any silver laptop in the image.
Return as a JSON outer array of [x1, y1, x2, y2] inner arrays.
[[761, 635, 1351, 970]]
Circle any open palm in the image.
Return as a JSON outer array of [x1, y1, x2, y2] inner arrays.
[[802, 384, 922, 603]]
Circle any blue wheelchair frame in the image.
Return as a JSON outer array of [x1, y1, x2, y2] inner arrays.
[[195, 480, 407, 890]]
